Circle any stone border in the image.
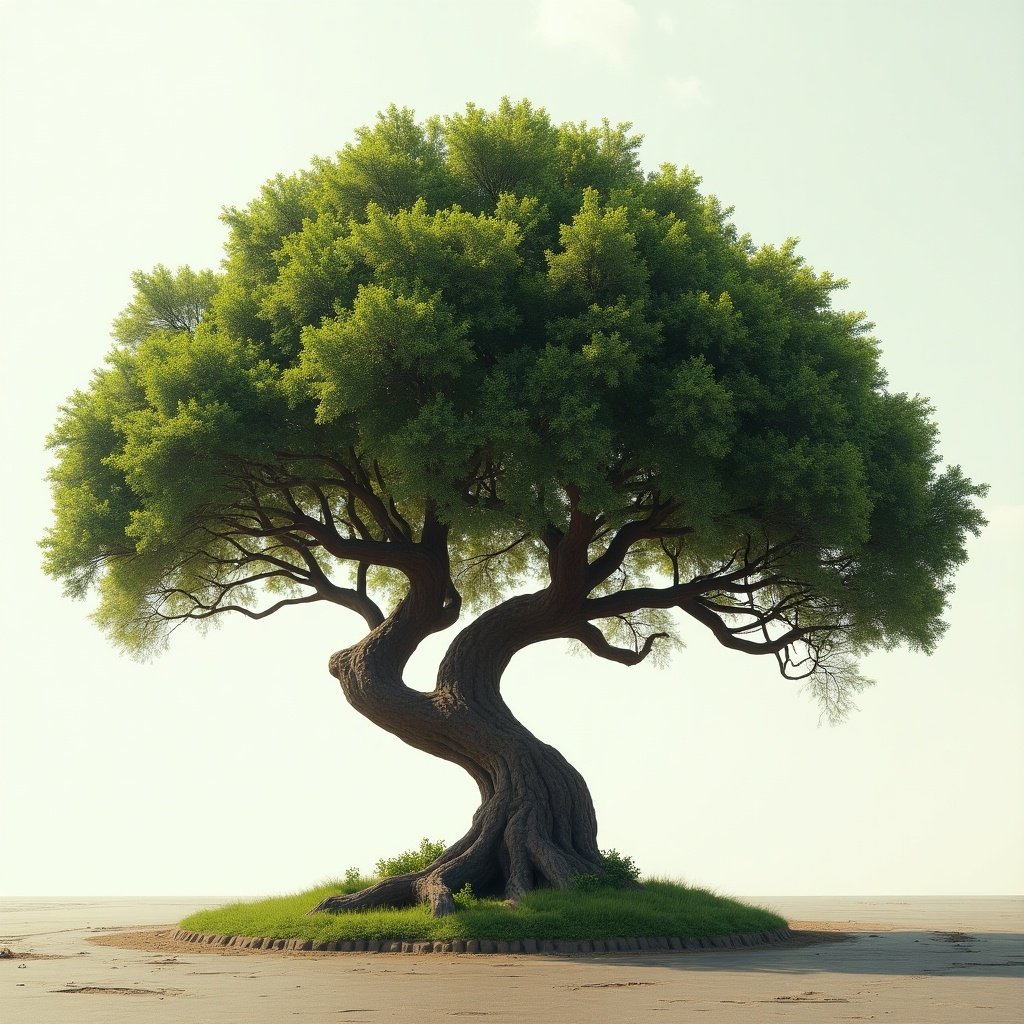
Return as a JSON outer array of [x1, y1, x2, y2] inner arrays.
[[172, 927, 793, 954]]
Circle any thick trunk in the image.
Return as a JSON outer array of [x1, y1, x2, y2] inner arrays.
[[310, 594, 603, 916]]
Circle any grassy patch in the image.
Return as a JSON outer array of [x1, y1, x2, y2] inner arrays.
[[180, 878, 786, 943]]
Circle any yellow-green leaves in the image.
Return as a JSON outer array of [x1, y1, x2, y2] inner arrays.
[[350, 201, 523, 335], [112, 265, 220, 346], [131, 327, 275, 419], [42, 99, 988, 667], [555, 119, 643, 195], [318, 104, 449, 216], [260, 211, 355, 337], [297, 284, 473, 425], [441, 98, 559, 206], [546, 189, 647, 306]]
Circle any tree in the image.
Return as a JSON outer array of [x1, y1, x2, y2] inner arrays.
[[43, 100, 986, 915]]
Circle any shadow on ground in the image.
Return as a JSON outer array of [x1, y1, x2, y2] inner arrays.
[[572, 930, 1024, 979]]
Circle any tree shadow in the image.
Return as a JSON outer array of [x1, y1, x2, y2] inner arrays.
[[572, 930, 1024, 979]]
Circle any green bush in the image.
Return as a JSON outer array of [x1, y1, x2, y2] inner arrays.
[[374, 837, 446, 878], [572, 849, 641, 892], [571, 872, 602, 893], [600, 849, 641, 887], [452, 882, 477, 909]]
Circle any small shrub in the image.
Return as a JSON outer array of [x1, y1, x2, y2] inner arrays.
[[453, 882, 477, 909], [600, 849, 641, 887], [374, 837, 446, 878], [571, 872, 601, 893], [572, 850, 641, 892], [343, 866, 361, 887]]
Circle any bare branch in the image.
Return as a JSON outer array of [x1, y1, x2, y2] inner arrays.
[[680, 598, 813, 656], [570, 622, 669, 666], [158, 591, 327, 622], [452, 533, 530, 581]]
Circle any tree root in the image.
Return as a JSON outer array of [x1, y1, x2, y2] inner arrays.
[[309, 799, 602, 917]]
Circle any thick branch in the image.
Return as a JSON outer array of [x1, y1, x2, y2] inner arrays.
[[585, 579, 710, 619], [244, 451, 413, 543], [542, 485, 602, 599], [216, 505, 433, 577], [586, 500, 688, 587]]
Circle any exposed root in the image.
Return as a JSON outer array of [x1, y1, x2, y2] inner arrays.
[[417, 874, 456, 917], [309, 870, 460, 917], [309, 797, 602, 917], [310, 872, 426, 915]]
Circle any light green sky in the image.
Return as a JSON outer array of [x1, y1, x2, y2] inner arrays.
[[1, 0, 1021, 899]]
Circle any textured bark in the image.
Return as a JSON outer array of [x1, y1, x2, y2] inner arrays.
[[310, 590, 604, 916]]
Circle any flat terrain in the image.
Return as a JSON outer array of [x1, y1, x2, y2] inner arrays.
[[2, 897, 1021, 1023]]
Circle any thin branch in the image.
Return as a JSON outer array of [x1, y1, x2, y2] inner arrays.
[[452, 533, 530, 578], [680, 599, 813, 655], [570, 622, 669, 666], [158, 592, 327, 622]]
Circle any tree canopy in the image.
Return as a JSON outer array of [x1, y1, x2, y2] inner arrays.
[[44, 99, 986, 723]]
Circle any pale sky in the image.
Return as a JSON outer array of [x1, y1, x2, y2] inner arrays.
[[1, 0, 1021, 901]]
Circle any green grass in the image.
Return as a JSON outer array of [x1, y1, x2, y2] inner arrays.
[[180, 877, 787, 943]]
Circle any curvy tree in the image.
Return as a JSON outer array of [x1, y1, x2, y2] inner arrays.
[[43, 100, 986, 915]]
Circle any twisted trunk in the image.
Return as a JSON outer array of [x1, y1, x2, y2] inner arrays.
[[311, 591, 603, 915]]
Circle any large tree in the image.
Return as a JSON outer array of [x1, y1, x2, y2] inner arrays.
[[44, 100, 985, 915]]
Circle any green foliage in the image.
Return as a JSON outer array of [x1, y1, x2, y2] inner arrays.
[[452, 882, 478, 909], [112, 264, 221, 346], [599, 848, 641, 886], [42, 99, 987, 717], [570, 872, 602, 893], [179, 877, 786, 943], [572, 849, 642, 891], [440, 98, 560, 208], [374, 837, 446, 878]]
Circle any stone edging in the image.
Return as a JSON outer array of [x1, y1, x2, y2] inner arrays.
[[172, 927, 793, 954]]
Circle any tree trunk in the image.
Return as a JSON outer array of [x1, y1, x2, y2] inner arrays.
[[310, 593, 603, 916]]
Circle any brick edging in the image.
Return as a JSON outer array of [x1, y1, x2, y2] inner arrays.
[[172, 927, 793, 954]]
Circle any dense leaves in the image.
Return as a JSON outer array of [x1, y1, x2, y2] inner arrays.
[[43, 100, 985, 718]]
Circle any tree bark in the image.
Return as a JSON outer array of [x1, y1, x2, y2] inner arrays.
[[310, 591, 604, 916]]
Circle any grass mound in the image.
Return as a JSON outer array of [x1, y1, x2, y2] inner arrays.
[[180, 877, 786, 944]]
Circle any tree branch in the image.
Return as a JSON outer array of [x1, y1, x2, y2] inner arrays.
[[586, 500, 687, 587], [680, 598, 813, 655], [158, 591, 327, 622], [570, 622, 668, 666]]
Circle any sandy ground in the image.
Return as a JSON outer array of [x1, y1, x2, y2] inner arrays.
[[2, 897, 1022, 1023]]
